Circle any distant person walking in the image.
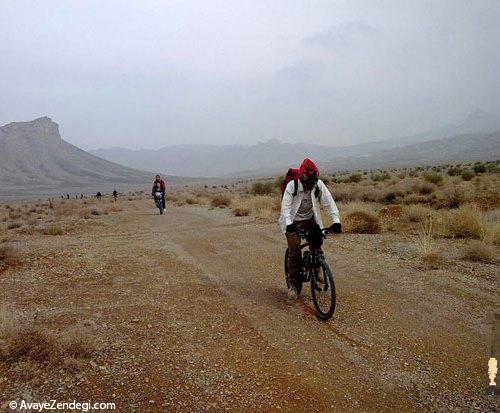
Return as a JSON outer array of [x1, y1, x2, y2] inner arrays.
[[96, 192, 102, 200], [113, 189, 118, 201], [151, 175, 167, 210]]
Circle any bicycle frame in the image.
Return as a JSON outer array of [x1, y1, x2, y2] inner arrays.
[[295, 228, 329, 279]]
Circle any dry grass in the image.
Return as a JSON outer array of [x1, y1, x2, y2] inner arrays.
[[462, 241, 497, 263], [344, 211, 381, 234], [340, 203, 381, 233], [78, 208, 91, 219], [0, 245, 19, 271], [42, 222, 65, 236], [0, 307, 97, 367], [440, 204, 484, 240], [7, 222, 22, 230], [404, 205, 435, 223], [59, 329, 97, 359], [236, 195, 280, 221], [233, 207, 250, 217], [210, 195, 231, 208], [415, 220, 445, 270]]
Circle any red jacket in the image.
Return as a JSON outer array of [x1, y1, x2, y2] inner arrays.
[[151, 179, 167, 194]]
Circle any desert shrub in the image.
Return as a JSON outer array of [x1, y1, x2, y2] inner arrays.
[[240, 195, 280, 220], [484, 161, 499, 173], [78, 209, 91, 219], [1, 327, 59, 363], [211, 195, 231, 208], [332, 187, 358, 202], [232, 208, 250, 217], [441, 205, 482, 239], [90, 208, 102, 216], [8, 211, 21, 220], [421, 252, 445, 270], [460, 169, 475, 181], [472, 162, 486, 174], [183, 197, 196, 205], [382, 190, 404, 204], [321, 176, 331, 185], [404, 205, 434, 222], [7, 222, 21, 230], [251, 181, 275, 195], [438, 187, 466, 209], [343, 211, 381, 234], [462, 240, 496, 263], [0, 310, 96, 365], [0, 246, 19, 271], [423, 172, 443, 185], [345, 173, 362, 183], [415, 220, 445, 269], [419, 183, 437, 195], [59, 330, 96, 359], [371, 172, 390, 182], [402, 193, 431, 205], [43, 223, 65, 236], [447, 167, 462, 176]]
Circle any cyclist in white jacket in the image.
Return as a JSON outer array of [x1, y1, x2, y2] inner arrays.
[[279, 158, 341, 299]]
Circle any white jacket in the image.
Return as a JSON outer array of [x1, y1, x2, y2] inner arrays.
[[278, 179, 340, 234]]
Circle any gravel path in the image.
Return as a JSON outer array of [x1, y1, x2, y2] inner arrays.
[[1, 200, 498, 412]]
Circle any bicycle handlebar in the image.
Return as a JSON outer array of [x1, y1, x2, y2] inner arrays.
[[293, 227, 333, 238]]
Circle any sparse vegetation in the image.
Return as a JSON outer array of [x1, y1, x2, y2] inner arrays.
[[43, 222, 65, 236], [462, 240, 496, 263], [211, 195, 231, 208], [251, 181, 275, 195], [343, 210, 381, 234]]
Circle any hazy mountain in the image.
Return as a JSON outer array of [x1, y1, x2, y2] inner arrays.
[[319, 132, 500, 172], [90, 111, 500, 177], [0, 117, 154, 197]]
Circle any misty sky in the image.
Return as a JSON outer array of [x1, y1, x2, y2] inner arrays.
[[1, 0, 499, 149]]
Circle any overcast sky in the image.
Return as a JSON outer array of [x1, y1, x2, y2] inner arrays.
[[1, 0, 499, 149]]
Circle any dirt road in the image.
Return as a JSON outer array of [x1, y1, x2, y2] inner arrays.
[[1, 200, 498, 412]]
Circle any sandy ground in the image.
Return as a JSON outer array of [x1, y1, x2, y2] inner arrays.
[[0, 199, 498, 412]]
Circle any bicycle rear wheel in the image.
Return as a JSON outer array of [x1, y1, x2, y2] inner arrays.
[[310, 258, 336, 320]]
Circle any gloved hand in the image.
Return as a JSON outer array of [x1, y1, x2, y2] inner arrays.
[[286, 224, 295, 233], [330, 222, 342, 234]]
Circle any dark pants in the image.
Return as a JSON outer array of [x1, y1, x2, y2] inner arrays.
[[286, 218, 323, 287]]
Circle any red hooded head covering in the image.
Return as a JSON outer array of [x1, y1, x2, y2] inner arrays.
[[299, 158, 320, 189], [299, 158, 319, 180]]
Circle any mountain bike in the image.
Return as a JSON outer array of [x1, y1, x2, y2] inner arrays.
[[153, 191, 165, 215], [284, 228, 336, 320]]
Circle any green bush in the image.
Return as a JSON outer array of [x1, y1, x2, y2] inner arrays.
[[472, 162, 486, 174], [460, 169, 475, 181]]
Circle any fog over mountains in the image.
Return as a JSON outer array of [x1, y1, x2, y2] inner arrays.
[[91, 111, 500, 177], [0, 112, 499, 198]]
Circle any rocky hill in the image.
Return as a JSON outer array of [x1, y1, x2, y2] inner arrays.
[[0, 117, 153, 197]]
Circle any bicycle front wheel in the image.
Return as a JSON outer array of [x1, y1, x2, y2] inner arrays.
[[310, 258, 336, 320]]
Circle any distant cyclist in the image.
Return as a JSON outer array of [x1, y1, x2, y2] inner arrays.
[[279, 158, 341, 299], [151, 174, 167, 210]]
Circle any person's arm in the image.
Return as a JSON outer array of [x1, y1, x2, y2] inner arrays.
[[281, 181, 295, 229], [318, 180, 340, 224]]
